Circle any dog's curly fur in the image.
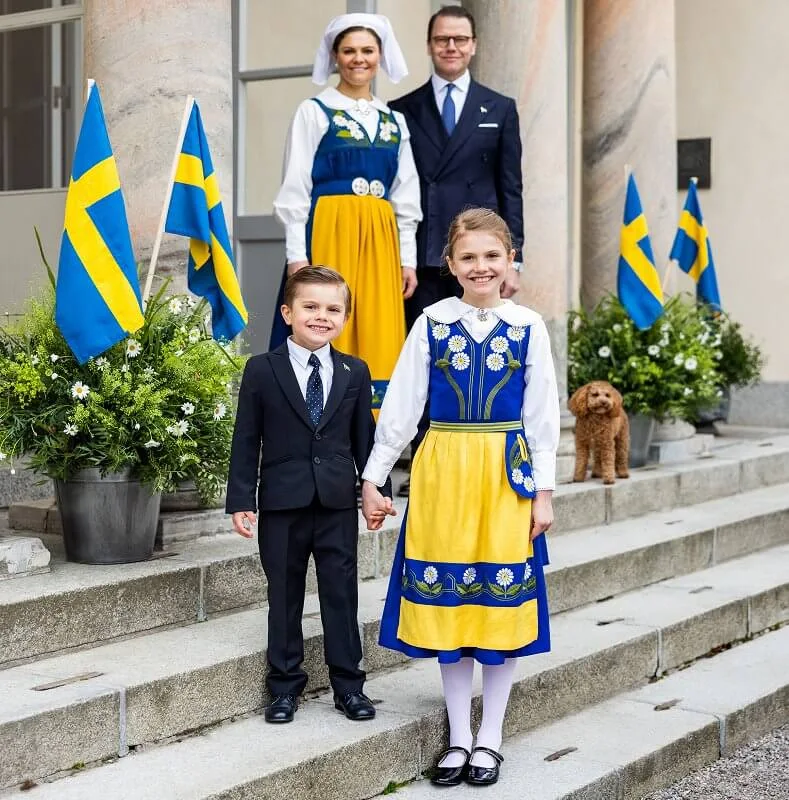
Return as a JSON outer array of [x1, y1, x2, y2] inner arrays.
[[568, 381, 630, 485]]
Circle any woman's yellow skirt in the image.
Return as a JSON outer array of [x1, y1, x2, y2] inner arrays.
[[311, 194, 405, 409]]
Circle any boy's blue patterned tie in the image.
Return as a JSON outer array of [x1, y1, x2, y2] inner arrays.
[[306, 353, 323, 426], [442, 83, 456, 135]]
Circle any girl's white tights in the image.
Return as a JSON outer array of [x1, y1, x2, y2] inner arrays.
[[437, 658, 517, 769]]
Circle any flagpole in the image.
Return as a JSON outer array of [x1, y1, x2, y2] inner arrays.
[[142, 95, 194, 306], [662, 175, 698, 295]]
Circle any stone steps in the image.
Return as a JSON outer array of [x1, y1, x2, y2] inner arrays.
[[3, 539, 788, 793], [3, 436, 789, 666], [390, 625, 789, 800]]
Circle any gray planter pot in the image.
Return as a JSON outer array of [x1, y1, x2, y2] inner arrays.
[[160, 480, 225, 512], [627, 413, 656, 468], [55, 468, 161, 565]]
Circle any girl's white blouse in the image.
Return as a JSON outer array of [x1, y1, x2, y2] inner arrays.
[[273, 87, 422, 267], [362, 297, 561, 490]]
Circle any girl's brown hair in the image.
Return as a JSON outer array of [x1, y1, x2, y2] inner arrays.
[[443, 207, 513, 263]]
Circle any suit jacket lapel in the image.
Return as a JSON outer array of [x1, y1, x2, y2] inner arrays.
[[435, 80, 486, 176], [269, 343, 315, 430], [407, 81, 448, 154], [318, 348, 352, 430]]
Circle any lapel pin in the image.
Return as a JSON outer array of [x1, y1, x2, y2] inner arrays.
[[343, 362, 351, 372], [480, 105, 487, 114]]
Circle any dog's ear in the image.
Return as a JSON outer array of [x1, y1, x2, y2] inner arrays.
[[568, 384, 590, 417], [609, 384, 624, 415]]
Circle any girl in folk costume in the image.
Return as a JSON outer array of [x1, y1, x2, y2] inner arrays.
[[271, 13, 422, 411], [361, 209, 559, 786]]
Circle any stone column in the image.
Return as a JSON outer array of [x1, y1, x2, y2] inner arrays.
[[83, 0, 233, 294], [464, 0, 575, 482], [582, 0, 677, 309]]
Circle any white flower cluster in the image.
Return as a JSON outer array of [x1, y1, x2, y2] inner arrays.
[[378, 119, 399, 142], [332, 113, 364, 140]]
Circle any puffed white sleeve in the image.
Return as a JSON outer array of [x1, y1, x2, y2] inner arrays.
[[361, 314, 431, 486], [273, 100, 328, 264], [388, 111, 423, 269], [521, 318, 560, 490]]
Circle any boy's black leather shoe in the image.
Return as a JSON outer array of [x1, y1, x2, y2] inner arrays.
[[264, 694, 298, 723], [430, 746, 471, 786], [465, 747, 504, 785], [334, 691, 376, 720]]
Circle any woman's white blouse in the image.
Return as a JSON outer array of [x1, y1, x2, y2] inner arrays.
[[273, 86, 422, 267], [362, 297, 561, 491]]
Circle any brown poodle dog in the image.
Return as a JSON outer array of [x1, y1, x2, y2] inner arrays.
[[568, 381, 630, 485]]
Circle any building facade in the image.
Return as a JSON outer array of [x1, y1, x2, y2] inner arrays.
[[0, 0, 785, 425]]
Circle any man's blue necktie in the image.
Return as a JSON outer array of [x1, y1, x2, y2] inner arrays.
[[305, 353, 323, 427], [442, 83, 456, 136]]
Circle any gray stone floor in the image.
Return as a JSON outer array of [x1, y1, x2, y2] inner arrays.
[[643, 724, 789, 800]]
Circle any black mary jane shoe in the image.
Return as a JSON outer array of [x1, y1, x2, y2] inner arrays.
[[465, 746, 504, 786], [264, 694, 298, 723], [430, 746, 471, 787], [334, 691, 376, 721]]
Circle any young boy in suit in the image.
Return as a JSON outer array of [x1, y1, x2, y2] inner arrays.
[[226, 266, 394, 724]]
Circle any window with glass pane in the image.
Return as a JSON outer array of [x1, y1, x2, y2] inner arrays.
[[0, 17, 81, 191]]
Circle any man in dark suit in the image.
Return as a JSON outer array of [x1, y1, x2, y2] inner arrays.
[[226, 267, 393, 724], [390, 4, 525, 494]]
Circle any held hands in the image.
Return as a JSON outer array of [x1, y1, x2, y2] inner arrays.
[[529, 490, 554, 541], [402, 267, 418, 300], [232, 511, 257, 539], [287, 260, 310, 276], [361, 480, 397, 531]]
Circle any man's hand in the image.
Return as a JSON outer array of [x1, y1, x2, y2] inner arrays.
[[402, 267, 418, 300], [529, 490, 553, 541], [232, 511, 257, 538], [500, 266, 520, 299], [361, 480, 397, 531], [287, 260, 310, 276]]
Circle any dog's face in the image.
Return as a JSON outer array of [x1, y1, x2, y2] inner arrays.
[[569, 381, 623, 418]]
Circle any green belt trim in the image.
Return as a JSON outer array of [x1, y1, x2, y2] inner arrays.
[[430, 421, 521, 432]]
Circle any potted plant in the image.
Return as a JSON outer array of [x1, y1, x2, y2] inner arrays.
[[568, 295, 721, 466], [0, 284, 244, 564]]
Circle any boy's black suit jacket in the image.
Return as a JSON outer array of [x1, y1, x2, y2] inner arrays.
[[225, 343, 390, 513]]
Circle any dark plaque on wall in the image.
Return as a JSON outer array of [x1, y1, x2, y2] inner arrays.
[[677, 138, 711, 189]]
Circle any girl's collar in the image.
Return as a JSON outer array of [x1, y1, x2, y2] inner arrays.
[[424, 297, 541, 327]]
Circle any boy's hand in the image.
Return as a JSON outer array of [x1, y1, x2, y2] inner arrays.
[[361, 481, 397, 531], [232, 511, 257, 538], [530, 490, 553, 541]]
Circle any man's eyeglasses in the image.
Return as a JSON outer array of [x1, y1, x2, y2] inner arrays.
[[430, 35, 474, 48]]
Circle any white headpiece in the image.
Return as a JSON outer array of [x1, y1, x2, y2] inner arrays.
[[312, 13, 409, 86]]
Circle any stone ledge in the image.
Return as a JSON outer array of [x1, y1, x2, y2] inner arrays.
[[0, 534, 51, 580]]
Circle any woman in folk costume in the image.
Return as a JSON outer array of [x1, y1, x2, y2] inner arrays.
[[270, 13, 422, 411], [361, 209, 560, 786]]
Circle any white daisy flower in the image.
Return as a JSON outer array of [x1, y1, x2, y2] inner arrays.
[[432, 324, 450, 341], [447, 335, 467, 353], [507, 326, 526, 342], [181, 402, 195, 415], [698, 331, 709, 344], [213, 402, 227, 421], [683, 387, 693, 397], [50, 372, 59, 380], [598, 346, 611, 358], [121, 364, 129, 373], [134, 422, 141, 430], [50, 353, 59, 363], [188, 328, 201, 344], [174, 419, 189, 436], [486, 352, 506, 371], [168, 298, 183, 314], [496, 568, 515, 588], [660, 335, 670, 347], [144, 366, 156, 378], [661, 322, 671, 333], [144, 439, 161, 449], [523, 563, 532, 581], [126, 339, 142, 358], [679, 333, 686, 340], [674, 354, 685, 366], [684, 357, 698, 371], [423, 566, 439, 585], [462, 567, 477, 585], [511, 468, 525, 485], [31, 355, 40, 366], [70, 381, 90, 401], [94, 356, 109, 370], [523, 476, 536, 493], [63, 423, 78, 436], [647, 345, 660, 356], [490, 336, 509, 354], [713, 335, 722, 347], [714, 350, 723, 360], [717, 388, 724, 397], [613, 323, 623, 333], [451, 352, 470, 371]]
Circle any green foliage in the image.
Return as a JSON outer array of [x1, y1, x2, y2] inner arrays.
[[0, 285, 245, 503], [704, 313, 765, 389], [568, 295, 723, 423]]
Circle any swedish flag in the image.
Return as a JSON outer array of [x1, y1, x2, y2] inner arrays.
[[55, 82, 144, 364], [617, 173, 664, 330], [670, 179, 722, 311], [164, 100, 248, 342]]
